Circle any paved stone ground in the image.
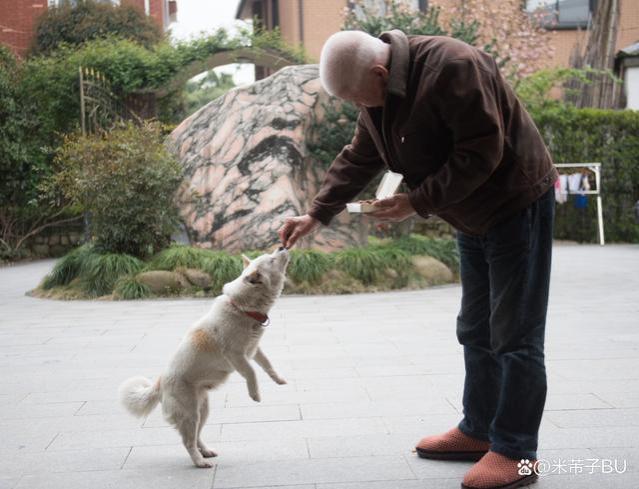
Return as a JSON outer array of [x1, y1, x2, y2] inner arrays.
[[0, 244, 638, 489]]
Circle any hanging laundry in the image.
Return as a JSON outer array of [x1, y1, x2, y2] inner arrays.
[[555, 175, 568, 204], [574, 194, 588, 209], [573, 173, 588, 209], [555, 174, 569, 204], [568, 172, 583, 193]]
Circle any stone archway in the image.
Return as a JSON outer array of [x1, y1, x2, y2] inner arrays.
[[155, 47, 297, 97], [125, 46, 300, 118]]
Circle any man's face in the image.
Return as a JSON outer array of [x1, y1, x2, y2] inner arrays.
[[340, 65, 389, 108]]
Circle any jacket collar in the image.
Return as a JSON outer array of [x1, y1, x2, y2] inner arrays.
[[379, 29, 410, 99]]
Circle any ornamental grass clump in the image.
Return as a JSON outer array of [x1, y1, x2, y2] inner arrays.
[[148, 244, 216, 271], [335, 247, 387, 285], [113, 275, 152, 300], [201, 253, 243, 294], [79, 252, 144, 297], [390, 234, 459, 271], [287, 249, 332, 284], [41, 243, 95, 289]]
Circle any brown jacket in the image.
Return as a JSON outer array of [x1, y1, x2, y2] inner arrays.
[[308, 30, 558, 235]]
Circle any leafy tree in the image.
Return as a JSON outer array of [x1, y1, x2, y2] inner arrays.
[[51, 121, 183, 257], [344, 0, 481, 47], [514, 67, 620, 111], [430, 0, 554, 79], [184, 70, 236, 115], [32, 0, 163, 55], [0, 46, 84, 261], [345, 0, 554, 80], [0, 46, 42, 207]]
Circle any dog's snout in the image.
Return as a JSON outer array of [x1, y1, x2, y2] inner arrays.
[[277, 246, 288, 253]]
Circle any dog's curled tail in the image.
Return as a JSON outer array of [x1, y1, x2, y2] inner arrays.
[[118, 376, 161, 417]]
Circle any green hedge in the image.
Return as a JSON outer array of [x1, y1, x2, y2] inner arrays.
[[531, 106, 639, 243]]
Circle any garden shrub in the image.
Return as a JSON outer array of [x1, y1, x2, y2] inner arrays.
[[32, 0, 163, 55], [51, 121, 183, 257]]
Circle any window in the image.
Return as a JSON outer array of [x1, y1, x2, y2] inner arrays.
[[525, 0, 596, 29]]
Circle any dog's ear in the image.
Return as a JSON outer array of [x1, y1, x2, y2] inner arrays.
[[241, 254, 251, 269]]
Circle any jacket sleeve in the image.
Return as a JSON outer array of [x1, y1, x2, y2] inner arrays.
[[407, 58, 504, 217], [308, 113, 386, 225]]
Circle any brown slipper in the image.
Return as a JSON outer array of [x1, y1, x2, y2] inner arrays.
[[461, 451, 539, 489], [415, 427, 490, 462]]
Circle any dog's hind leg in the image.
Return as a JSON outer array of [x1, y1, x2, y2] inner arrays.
[[197, 394, 217, 458], [168, 386, 213, 468]]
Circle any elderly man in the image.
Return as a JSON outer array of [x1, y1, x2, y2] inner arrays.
[[278, 30, 556, 489]]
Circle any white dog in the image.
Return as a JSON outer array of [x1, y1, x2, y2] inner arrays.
[[119, 248, 290, 468]]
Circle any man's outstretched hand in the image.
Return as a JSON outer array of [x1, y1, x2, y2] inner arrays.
[[279, 214, 321, 248], [369, 193, 417, 222]]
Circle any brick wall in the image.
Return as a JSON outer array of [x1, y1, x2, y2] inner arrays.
[[277, 0, 300, 48], [0, 0, 171, 58], [301, 0, 346, 61], [0, 0, 47, 57]]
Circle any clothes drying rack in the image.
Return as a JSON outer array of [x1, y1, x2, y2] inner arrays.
[[555, 163, 604, 245]]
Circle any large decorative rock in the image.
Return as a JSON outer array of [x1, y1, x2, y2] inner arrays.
[[136, 271, 190, 293], [410, 256, 454, 284], [170, 65, 367, 253], [178, 268, 212, 289]]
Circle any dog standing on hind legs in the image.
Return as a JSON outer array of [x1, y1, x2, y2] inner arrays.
[[119, 248, 290, 468]]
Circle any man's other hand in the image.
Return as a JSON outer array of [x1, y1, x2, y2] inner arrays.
[[279, 214, 321, 248], [369, 193, 416, 222]]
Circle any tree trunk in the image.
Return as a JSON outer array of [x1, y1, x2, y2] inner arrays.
[[568, 0, 621, 108]]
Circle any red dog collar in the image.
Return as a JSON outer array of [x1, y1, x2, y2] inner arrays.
[[228, 298, 270, 326]]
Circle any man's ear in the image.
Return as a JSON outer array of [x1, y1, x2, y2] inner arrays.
[[241, 254, 251, 269], [371, 64, 389, 80]]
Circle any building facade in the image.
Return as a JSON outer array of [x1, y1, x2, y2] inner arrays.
[[236, 0, 639, 70]]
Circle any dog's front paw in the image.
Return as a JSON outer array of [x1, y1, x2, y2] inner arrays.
[[273, 376, 287, 385], [249, 390, 261, 402]]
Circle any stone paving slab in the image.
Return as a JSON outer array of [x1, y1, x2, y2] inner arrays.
[[0, 244, 638, 488]]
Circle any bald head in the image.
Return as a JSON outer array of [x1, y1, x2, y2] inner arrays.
[[319, 31, 391, 105]]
